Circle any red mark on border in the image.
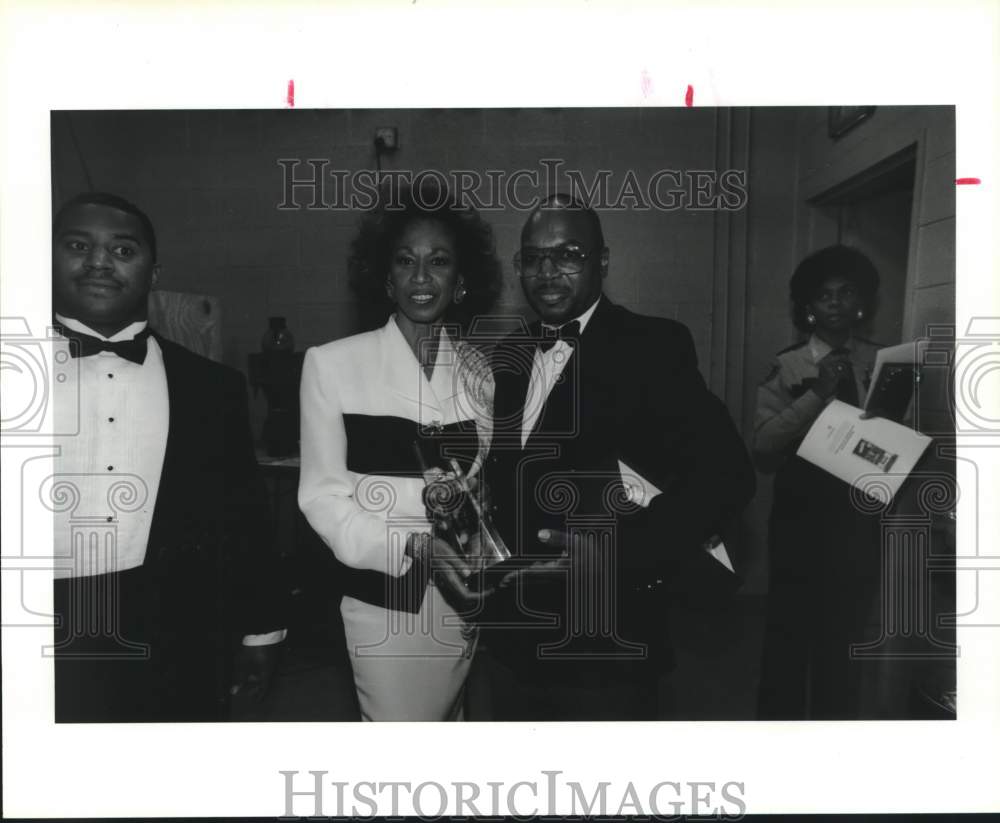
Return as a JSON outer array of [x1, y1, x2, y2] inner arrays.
[[286, 79, 295, 108], [956, 177, 981, 185], [684, 85, 694, 107]]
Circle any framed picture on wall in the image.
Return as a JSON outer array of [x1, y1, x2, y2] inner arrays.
[[828, 105, 876, 138]]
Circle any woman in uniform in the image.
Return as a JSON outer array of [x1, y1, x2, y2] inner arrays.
[[298, 182, 501, 720], [754, 244, 883, 719]]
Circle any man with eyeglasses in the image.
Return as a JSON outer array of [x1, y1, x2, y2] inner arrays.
[[430, 193, 755, 720]]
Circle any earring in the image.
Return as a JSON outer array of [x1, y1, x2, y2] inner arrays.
[[806, 312, 817, 326], [856, 308, 864, 321], [454, 283, 467, 304]]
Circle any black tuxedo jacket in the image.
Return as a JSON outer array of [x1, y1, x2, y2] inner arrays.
[[54, 332, 284, 722], [481, 299, 755, 672], [144, 333, 283, 630]]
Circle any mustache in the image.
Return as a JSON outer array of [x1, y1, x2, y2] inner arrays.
[[75, 275, 123, 288]]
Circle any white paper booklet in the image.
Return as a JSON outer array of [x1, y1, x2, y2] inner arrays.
[[796, 399, 932, 504], [618, 460, 735, 573]]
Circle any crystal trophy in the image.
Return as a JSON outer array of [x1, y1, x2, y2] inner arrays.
[[414, 443, 511, 571]]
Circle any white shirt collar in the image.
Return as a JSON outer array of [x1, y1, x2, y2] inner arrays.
[[55, 313, 149, 343], [541, 295, 602, 334]]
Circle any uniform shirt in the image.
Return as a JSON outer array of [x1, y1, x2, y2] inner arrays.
[[521, 296, 601, 447], [53, 315, 284, 646], [754, 333, 881, 459]]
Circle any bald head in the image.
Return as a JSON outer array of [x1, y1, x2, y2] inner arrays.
[[521, 193, 605, 250]]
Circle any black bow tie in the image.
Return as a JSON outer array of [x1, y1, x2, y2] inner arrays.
[[537, 320, 581, 352], [57, 326, 152, 365]]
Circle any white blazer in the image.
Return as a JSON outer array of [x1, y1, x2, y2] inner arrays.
[[298, 316, 492, 580]]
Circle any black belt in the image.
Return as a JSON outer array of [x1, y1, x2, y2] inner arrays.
[[340, 557, 431, 614]]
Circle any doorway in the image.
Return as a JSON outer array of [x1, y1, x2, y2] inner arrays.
[[809, 146, 917, 346]]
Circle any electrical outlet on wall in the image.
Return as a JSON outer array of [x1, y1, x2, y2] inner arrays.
[[374, 127, 398, 150]]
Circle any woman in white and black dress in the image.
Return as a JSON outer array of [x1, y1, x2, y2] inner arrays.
[[298, 182, 500, 720]]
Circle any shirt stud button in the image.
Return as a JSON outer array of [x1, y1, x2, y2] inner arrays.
[[106, 516, 113, 523], [107, 465, 114, 471], [107, 373, 114, 379], [108, 417, 115, 422]]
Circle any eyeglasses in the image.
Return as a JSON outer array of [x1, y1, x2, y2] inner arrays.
[[514, 245, 591, 278]]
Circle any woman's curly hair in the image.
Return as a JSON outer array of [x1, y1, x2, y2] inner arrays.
[[348, 178, 502, 332], [789, 244, 880, 333]]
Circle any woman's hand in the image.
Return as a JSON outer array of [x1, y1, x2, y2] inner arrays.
[[407, 532, 484, 613], [814, 350, 853, 399]]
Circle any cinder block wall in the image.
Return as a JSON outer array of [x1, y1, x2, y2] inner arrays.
[[51, 106, 955, 594], [52, 108, 726, 432]]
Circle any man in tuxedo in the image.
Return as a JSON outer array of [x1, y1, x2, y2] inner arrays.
[[433, 194, 755, 720], [50, 192, 285, 722]]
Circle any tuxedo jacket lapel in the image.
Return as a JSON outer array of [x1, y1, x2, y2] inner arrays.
[[145, 333, 244, 570], [145, 334, 198, 565]]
